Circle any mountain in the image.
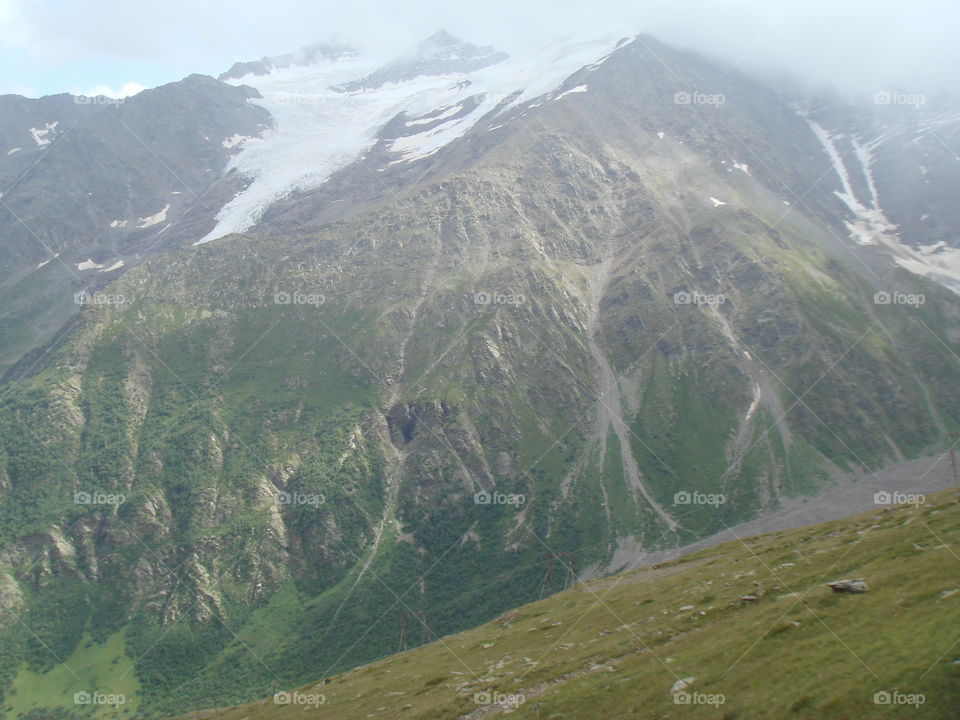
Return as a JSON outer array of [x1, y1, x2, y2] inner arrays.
[[0, 31, 958, 720], [170, 489, 960, 720], [0, 75, 271, 371], [332, 30, 510, 93], [218, 43, 355, 82]]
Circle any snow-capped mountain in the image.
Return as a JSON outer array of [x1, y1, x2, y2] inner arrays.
[[198, 32, 624, 242]]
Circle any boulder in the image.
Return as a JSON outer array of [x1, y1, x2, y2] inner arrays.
[[826, 579, 869, 593], [671, 677, 695, 694]]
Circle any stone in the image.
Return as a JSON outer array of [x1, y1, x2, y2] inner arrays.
[[826, 579, 869, 593]]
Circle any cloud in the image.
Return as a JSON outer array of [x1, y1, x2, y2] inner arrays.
[[0, 0, 958, 97]]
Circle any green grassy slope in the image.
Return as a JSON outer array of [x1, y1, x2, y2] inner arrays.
[[183, 490, 960, 720]]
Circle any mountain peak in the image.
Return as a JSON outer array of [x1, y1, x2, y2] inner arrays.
[[333, 32, 509, 93], [423, 29, 461, 47], [218, 42, 355, 82]]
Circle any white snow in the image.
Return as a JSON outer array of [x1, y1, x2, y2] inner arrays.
[[29, 122, 58, 147], [100, 260, 125, 272], [109, 219, 128, 228], [732, 160, 751, 175], [222, 134, 261, 149], [805, 117, 898, 245], [136, 204, 169, 229], [36, 252, 59, 270], [77, 258, 105, 271], [198, 34, 626, 244], [709, 197, 727, 207], [805, 112, 960, 293], [405, 105, 462, 126], [390, 111, 479, 163], [890, 240, 960, 295], [6, 147, 20, 155], [553, 84, 589, 100], [657, 132, 664, 139]]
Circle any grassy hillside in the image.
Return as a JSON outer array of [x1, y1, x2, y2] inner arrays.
[[179, 489, 960, 720]]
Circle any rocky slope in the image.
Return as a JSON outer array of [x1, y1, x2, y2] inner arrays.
[[0, 75, 271, 371]]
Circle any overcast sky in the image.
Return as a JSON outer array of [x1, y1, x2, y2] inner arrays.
[[0, 0, 957, 98]]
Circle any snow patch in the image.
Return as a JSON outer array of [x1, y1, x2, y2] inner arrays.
[[890, 241, 960, 295], [222, 134, 261, 149], [6, 147, 20, 155], [732, 160, 750, 175], [36, 252, 59, 270], [657, 131, 664, 139], [29, 122, 58, 147], [805, 117, 898, 245], [109, 219, 128, 228], [709, 197, 727, 207], [405, 105, 462, 126], [77, 258, 105, 271], [554, 84, 589, 100], [100, 260, 125, 272], [136, 204, 169, 229]]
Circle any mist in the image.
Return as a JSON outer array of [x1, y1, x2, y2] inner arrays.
[[0, 0, 957, 97]]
